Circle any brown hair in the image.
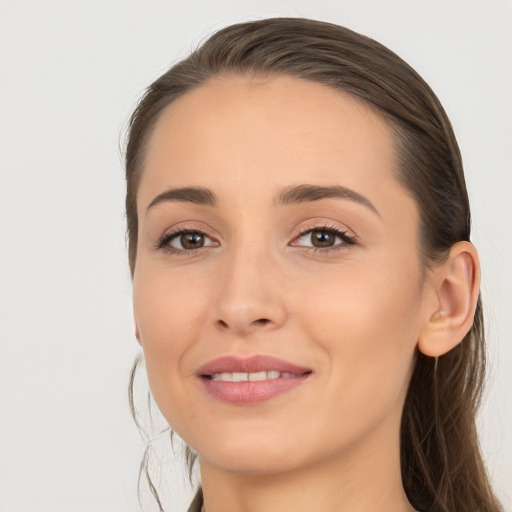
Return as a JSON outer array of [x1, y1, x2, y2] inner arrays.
[[126, 17, 501, 511]]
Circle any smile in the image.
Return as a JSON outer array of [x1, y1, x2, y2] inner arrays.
[[198, 355, 313, 404], [210, 371, 300, 382]]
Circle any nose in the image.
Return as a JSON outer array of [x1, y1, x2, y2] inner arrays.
[[213, 246, 287, 337]]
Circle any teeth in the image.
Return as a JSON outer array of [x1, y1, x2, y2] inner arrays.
[[211, 370, 295, 382], [248, 371, 267, 381]]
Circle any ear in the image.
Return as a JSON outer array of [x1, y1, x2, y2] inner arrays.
[[418, 241, 480, 357], [134, 320, 143, 347]]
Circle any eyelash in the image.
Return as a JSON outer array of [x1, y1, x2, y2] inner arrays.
[[154, 226, 217, 256], [291, 222, 356, 254], [154, 223, 356, 257]]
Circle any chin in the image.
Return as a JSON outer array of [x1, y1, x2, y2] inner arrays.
[[203, 449, 305, 476], [191, 429, 310, 475]]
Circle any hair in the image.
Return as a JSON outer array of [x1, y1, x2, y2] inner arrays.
[[125, 17, 501, 512]]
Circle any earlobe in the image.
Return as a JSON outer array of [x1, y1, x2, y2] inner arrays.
[[418, 241, 480, 357]]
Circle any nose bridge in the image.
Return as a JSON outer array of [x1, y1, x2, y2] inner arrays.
[[213, 235, 286, 335]]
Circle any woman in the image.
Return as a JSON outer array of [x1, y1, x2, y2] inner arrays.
[[126, 18, 502, 512]]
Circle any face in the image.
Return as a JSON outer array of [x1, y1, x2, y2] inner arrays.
[[133, 75, 428, 475]]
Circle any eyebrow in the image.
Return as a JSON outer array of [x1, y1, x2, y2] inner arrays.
[[275, 184, 380, 216], [147, 186, 217, 211], [146, 184, 380, 217]]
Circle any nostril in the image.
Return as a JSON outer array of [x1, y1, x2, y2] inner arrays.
[[215, 317, 272, 333]]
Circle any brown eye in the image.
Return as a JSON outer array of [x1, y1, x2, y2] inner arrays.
[[310, 230, 336, 248], [174, 231, 205, 250], [293, 226, 355, 252], [163, 231, 217, 253], [156, 228, 218, 255]]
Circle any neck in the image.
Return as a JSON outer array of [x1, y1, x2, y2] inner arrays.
[[199, 423, 415, 512]]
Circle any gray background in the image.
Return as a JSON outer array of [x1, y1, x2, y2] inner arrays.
[[1, 0, 510, 510]]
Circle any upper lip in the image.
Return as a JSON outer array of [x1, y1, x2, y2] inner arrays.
[[197, 355, 312, 376]]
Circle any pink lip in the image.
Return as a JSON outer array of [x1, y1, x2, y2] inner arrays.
[[197, 355, 312, 376], [197, 355, 312, 405]]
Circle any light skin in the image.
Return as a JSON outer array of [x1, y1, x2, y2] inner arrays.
[[132, 75, 480, 512]]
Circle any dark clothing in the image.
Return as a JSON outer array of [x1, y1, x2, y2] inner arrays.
[[187, 487, 204, 512]]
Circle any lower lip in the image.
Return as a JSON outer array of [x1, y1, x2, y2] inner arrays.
[[200, 374, 310, 405]]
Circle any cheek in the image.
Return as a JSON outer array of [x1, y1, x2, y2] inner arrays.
[[132, 266, 207, 407], [300, 251, 421, 338], [299, 256, 422, 417], [134, 256, 212, 333]]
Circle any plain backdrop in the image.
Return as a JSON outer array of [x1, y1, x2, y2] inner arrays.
[[0, 1, 510, 511]]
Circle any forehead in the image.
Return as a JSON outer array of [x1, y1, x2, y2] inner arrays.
[[138, 74, 411, 218]]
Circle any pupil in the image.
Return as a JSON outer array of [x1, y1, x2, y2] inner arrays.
[[312, 231, 335, 247], [182, 232, 204, 249]]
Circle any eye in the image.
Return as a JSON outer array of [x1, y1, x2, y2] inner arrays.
[[292, 225, 356, 252], [156, 229, 217, 254]]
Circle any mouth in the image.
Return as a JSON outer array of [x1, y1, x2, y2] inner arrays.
[[206, 370, 310, 382], [198, 354, 312, 376], [197, 355, 313, 404]]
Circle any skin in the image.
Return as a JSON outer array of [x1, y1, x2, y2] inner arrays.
[[132, 75, 479, 512]]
